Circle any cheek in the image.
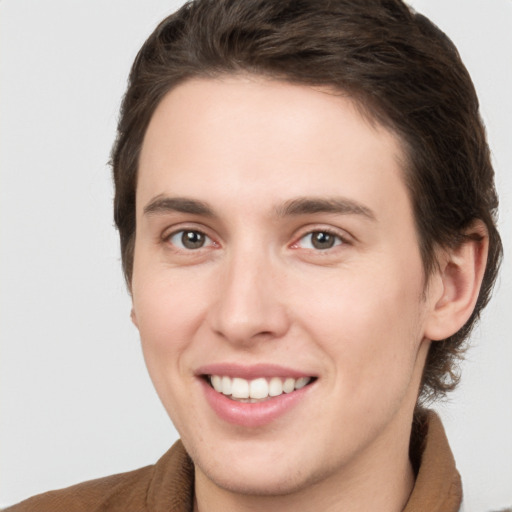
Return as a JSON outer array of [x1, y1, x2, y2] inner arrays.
[[131, 270, 206, 380], [297, 262, 426, 392], [131, 273, 210, 430]]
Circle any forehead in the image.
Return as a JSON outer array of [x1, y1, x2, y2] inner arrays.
[[138, 76, 410, 223]]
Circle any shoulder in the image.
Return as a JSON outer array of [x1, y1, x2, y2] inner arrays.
[[3, 441, 194, 512], [3, 464, 155, 512]]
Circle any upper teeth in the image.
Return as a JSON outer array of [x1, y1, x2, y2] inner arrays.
[[209, 375, 311, 400]]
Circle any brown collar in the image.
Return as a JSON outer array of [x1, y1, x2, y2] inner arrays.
[[404, 410, 462, 511]]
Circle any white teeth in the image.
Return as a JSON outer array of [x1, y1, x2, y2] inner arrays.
[[231, 377, 249, 399], [221, 376, 232, 396], [268, 377, 283, 397], [209, 375, 312, 400], [211, 375, 222, 392], [249, 378, 269, 399], [283, 378, 295, 393], [294, 377, 309, 390]]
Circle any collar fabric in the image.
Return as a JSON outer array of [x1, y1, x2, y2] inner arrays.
[[5, 410, 461, 512], [404, 410, 462, 512]]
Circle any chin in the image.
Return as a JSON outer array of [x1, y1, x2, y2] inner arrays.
[[188, 435, 341, 499], [199, 460, 323, 497]]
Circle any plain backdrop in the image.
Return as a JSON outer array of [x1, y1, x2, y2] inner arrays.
[[1, 1, 511, 510]]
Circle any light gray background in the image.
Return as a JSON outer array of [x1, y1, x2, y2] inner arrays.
[[1, 1, 511, 510]]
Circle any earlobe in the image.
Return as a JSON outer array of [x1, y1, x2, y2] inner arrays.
[[131, 307, 139, 329], [424, 222, 489, 341]]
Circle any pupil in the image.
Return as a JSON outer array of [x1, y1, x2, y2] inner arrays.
[[182, 231, 205, 249], [312, 232, 335, 249]]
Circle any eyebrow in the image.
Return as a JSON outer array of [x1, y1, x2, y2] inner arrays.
[[275, 197, 376, 221], [143, 196, 215, 217], [143, 195, 376, 221]]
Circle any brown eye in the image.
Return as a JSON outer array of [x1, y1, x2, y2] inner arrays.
[[298, 231, 343, 250], [169, 230, 211, 250]]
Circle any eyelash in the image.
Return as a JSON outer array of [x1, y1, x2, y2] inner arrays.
[[291, 229, 348, 251], [163, 226, 349, 253], [165, 228, 217, 251]]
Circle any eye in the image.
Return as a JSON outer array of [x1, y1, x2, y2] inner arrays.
[[296, 230, 344, 250], [167, 229, 215, 250]]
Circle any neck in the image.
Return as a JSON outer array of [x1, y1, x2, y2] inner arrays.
[[193, 412, 416, 512]]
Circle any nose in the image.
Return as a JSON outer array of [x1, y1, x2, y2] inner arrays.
[[208, 249, 290, 346]]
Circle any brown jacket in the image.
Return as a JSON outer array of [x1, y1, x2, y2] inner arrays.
[[4, 411, 462, 511]]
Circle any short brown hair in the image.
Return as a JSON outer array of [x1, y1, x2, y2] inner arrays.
[[111, 0, 502, 401]]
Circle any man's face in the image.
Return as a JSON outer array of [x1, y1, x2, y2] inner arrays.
[[132, 76, 438, 495]]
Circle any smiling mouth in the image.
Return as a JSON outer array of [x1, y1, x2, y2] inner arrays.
[[206, 375, 316, 403]]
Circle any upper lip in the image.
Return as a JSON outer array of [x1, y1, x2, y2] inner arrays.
[[195, 363, 315, 380]]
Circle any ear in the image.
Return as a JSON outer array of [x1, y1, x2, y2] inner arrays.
[[130, 307, 139, 329], [424, 221, 489, 341]]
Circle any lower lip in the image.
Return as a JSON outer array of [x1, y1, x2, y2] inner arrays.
[[201, 379, 313, 428]]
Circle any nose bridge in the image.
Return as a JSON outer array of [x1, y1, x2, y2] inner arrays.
[[209, 240, 288, 344]]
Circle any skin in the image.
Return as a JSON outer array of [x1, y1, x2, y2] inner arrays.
[[131, 76, 487, 512]]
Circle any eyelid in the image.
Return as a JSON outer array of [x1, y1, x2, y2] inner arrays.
[[162, 223, 220, 250], [289, 225, 353, 249]]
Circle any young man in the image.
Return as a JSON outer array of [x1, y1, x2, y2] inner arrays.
[[5, 1, 504, 511]]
